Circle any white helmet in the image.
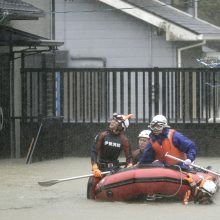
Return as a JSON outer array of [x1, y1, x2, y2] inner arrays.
[[138, 130, 151, 138], [149, 115, 170, 131], [122, 119, 129, 129], [200, 179, 217, 196]]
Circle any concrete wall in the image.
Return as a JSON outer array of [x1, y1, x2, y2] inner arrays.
[[20, 122, 220, 159], [60, 123, 220, 157], [55, 0, 177, 68]]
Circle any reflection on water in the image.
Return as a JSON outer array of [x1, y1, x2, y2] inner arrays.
[[0, 157, 220, 220]]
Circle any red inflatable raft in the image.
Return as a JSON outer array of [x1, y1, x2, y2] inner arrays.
[[94, 165, 219, 203]]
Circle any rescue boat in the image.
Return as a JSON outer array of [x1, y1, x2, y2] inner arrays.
[[94, 165, 219, 203]]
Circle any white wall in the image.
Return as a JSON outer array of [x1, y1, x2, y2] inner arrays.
[[55, 0, 177, 68]]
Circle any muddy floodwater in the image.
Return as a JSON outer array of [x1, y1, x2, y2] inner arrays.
[[1, 157, 220, 220]]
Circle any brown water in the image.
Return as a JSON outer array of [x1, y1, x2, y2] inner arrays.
[[1, 157, 220, 220]]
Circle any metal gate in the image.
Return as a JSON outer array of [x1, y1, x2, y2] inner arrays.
[[0, 53, 11, 158]]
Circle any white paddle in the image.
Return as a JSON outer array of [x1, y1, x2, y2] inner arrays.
[[38, 171, 110, 187], [165, 153, 220, 177]]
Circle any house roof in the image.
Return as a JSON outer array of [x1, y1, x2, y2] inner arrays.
[[98, 0, 220, 41], [0, 25, 63, 47], [0, 0, 44, 20]]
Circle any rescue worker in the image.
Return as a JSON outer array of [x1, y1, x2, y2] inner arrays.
[[87, 113, 133, 199], [139, 115, 197, 169], [184, 173, 218, 204], [132, 130, 151, 164]]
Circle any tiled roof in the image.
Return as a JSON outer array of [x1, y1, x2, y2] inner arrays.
[[0, 0, 44, 19], [123, 0, 220, 35]]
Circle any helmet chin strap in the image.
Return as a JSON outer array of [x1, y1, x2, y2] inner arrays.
[[109, 120, 123, 134], [115, 120, 124, 133]]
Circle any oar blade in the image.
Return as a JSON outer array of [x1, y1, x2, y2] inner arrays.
[[38, 171, 111, 187], [38, 179, 59, 187]]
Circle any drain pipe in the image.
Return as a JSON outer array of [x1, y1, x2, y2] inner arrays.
[[193, 0, 198, 18], [177, 40, 206, 67], [51, 0, 55, 40]]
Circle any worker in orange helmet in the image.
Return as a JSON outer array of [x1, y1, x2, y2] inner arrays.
[[87, 113, 133, 199]]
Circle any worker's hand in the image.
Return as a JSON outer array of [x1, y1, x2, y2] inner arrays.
[[184, 159, 192, 166], [126, 163, 133, 168], [92, 164, 102, 178], [93, 169, 102, 177], [184, 173, 196, 187]]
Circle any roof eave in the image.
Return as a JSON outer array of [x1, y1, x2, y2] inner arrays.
[[0, 8, 45, 20], [0, 26, 64, 48], [202, 35, 220, 41], [165, 23, 203, 41], [10, 12, 44, 20], [97, 0, 220, 42], [38, 40, 64, 47]]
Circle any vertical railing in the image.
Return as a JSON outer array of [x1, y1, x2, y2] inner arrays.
[[21, 68, 220, 124]]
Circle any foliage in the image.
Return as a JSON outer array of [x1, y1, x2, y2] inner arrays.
[[170, 0, 220, 27], [198, 0, 220, 26]]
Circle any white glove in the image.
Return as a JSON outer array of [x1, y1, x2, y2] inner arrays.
[[184, 159, 192, 166]]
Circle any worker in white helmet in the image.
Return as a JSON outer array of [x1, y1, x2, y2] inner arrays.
[[184, 173, 218, 204], [132, 130, 151, 164], [139, 115, 197, 169]]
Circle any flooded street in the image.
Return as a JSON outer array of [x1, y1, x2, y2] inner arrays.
[[1, 157, 220, 220]]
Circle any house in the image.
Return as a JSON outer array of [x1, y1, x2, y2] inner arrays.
[[1, 0, 220, 159], [55, 0, 220, 68], [0, 0, 63, 158]]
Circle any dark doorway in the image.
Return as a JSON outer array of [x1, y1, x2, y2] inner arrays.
[[0, 51, 11, 158]]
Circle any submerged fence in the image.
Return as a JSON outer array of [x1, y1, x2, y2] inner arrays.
[[21, 68, 220, 124]]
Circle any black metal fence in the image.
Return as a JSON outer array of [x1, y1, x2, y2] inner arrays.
[[21, 68, 220, 124]]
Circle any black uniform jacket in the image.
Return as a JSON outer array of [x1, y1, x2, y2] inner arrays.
[[91, 130, 132, 167]]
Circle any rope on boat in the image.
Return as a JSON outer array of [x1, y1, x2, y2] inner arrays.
[[152, 165, 184, 199]]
